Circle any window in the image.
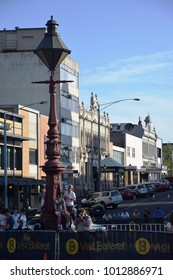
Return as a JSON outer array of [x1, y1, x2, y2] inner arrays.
[[132, 147, 135, 158], [15, 148, 22, 170], [60, 64, 79, 89], [61, 121, 79, 138], [113, 150, 124, 165], [127, 146, 130, 157], [61, 92, 79, 113], [157, 147, 161, 158], [29, 149, 38, 165], [127, 146, 135, 158], [0, 146, 22, 170]]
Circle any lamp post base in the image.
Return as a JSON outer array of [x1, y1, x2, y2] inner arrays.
[[41, 164, 64, 230], [41, 212, 57, 231]]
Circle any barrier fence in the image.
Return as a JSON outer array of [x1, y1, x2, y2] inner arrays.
[[0, 230, 56, 260], [58, 230, 173, 260], [0, 226, 173, 260], [103, 223, 165, 232]]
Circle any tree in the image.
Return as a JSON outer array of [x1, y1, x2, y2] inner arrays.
[[162, 143, 173, 176]]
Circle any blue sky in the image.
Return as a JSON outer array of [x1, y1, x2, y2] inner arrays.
[[1, 0, 173, 142]]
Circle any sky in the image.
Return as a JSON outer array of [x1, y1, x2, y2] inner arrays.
[[1, 0, 173, 142]]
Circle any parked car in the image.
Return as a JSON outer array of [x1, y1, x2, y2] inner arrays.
[[159, 179, 171, 189], [151, 180, 169, 191], [128, 183, 148, 197], [145, 183, 156, 195], [163, 177, 173, 189], [81, 190, 123, 208], [116, 186, 134, 200]]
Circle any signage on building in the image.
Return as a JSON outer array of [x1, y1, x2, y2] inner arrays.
[[0, 118, 11, 131]]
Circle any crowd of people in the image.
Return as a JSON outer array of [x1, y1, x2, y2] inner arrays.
[[1, 183, 173, 233], [0, 207, 28, 231], [0, 184, 91, 232], [100, 207, 166, 223]]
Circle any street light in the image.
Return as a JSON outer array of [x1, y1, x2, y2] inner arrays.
[[97, 98, 140, 191], [2, 100, 47, 209], [33, 16, 71, 230]]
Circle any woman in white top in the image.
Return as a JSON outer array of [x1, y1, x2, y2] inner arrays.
[[12, 208, 20, 230], [63, 185, 77, 221]]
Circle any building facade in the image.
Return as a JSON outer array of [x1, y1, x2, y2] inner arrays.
[[0, 25, 80, 192], [111, 115, 162, 185], [79, 93, 110, 192], [0, 106, 46, 210]]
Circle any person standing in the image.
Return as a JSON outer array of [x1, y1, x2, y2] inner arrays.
[[132, 209, 140, 220], [102, 211, 112, 222], [12, 208, 20, 230], [63, 185, 77, 221], [0, 208, 6, 228], [38, 187, 46, 211], [18, 208, 28, 230], [112, 210, 121, 221], [120, 210, 130, 219], [143, 208, 151, 219], [153, 207, 164, 223], [0, 209, 14, 231]]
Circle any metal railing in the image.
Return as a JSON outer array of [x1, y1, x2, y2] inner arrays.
[[103, 223, 165, 232]]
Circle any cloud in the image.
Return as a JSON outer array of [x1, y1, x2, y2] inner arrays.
[[80, 50, 173, 86], [79, 50, 173, 142]]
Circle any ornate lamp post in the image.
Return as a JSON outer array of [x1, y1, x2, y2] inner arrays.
[[33, 16, 71, 230]]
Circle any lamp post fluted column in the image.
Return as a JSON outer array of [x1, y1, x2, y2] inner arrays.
[[41, 72, 64, 229], [33, 16, 71, 230]]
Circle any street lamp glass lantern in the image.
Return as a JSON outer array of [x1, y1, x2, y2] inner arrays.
[[34, 16, 71, 71]]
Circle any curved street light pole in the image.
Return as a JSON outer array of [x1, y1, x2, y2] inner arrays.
[[97, 98, 140, 192]]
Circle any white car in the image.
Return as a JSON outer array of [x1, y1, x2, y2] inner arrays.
[[128, 183, 148, 197], [82, 190, 123, 208]]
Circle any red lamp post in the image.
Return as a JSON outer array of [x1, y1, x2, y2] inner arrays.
[[33, 16, 71, 230]]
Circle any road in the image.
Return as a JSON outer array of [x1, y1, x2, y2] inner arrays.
[[111, 189, 173, 218]]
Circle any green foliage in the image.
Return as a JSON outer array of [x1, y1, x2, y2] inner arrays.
[[163, 143, 173, 176]]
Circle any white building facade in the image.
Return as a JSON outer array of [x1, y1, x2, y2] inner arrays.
[[111, 115, 162, 186], [79, 93, 110, 192]]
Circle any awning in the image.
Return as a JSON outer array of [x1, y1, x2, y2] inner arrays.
[[100, 156, 124, 168], [93, 156, 124, 173]]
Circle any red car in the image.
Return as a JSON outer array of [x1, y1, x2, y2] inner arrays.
[[116, 187, 135, 200], [151, 181, 169, 191]]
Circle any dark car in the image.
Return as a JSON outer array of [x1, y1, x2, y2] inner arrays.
[[116, 187, 134, 200], [81, 195, 97, 207], [76, 203, 105, 218], [27, 215, 41, 230]]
